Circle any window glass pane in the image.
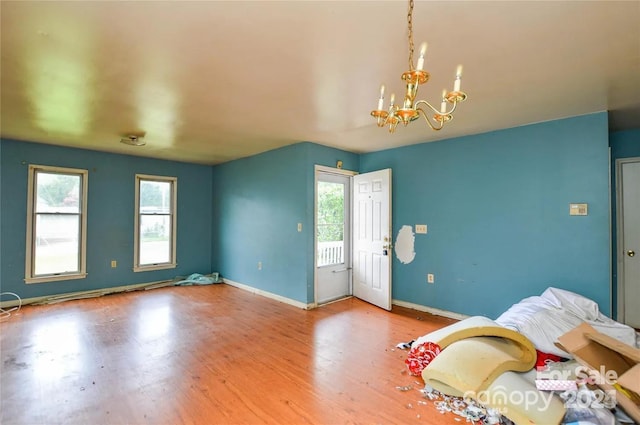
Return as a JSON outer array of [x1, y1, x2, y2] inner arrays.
[[34, 215, 80, 275], [317, 182, 344, 242], [35, 172, 81, 213], [317, 181, 345, 266], [140, 181, 171, 214], [139, 215, 171, 265]]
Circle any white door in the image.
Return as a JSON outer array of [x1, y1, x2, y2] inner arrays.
[[617, 158, 640, 328], [352, 169, 392, 310], [316, 170, 353, 304]]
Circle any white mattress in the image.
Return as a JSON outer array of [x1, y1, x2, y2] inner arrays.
[[495, 287, 639, 357]]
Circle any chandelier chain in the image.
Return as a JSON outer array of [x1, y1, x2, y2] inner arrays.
[[407, 0, 414, 71]]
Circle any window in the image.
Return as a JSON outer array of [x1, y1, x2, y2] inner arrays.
[[316, 180, 346, 267], [134, 174, 177, 271], [25, 165, 88, 283]]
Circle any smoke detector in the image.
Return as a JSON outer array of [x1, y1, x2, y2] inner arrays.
[[120, 135, 146, 146]]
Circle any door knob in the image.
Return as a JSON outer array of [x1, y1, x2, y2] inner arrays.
[[628, 250, 636, 257]]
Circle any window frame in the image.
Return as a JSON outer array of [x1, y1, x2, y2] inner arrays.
[[25, 164, 89, 284], [133, 174, 177, 272]]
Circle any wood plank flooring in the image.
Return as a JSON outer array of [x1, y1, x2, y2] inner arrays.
[[1, 284, 461, 424]]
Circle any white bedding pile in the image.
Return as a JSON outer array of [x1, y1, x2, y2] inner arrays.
[[495, 287, 639, 357]]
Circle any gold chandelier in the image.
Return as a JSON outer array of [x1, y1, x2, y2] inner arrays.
[[371, 0, 467, 133]]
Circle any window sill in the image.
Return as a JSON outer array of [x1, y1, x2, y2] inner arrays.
[[25, 273, 88, 284], [133, 263, 177, 273]]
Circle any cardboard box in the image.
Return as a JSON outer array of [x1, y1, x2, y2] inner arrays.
[[557, 322, 640, 422]]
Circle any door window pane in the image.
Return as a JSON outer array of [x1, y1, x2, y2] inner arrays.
[[317, 181, 345, 266]]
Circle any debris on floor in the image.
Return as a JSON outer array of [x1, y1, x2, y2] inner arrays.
[[405, 341, 442, 376], [556, 322, 640, 423], [173, 272, 222, 286], [562, 406, 618, 425], [25, 272, 224, 305], [400, 287, 640, 424], [396, 340, 414, 349], [417, 384, 513, 424]]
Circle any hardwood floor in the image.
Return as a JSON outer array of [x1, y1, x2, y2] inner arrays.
[[1, 284, 460, 424]]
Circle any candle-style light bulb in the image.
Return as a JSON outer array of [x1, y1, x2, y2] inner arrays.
[[454, 65, 463, 92], [440, 89, 447, 113], [377, 84, 385, 110], [416, 42, 428, 71], [389, 93, 395, 107]]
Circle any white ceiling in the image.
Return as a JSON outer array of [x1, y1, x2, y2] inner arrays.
[[1, 1, 639, 165]]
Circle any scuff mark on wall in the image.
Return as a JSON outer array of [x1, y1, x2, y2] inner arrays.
[[395, 225, 416, 264]]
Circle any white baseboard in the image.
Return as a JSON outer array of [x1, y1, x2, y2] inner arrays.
[[392, 299, 469, 321], [223, 278, 313, 310], [0, 279, 174, 308]]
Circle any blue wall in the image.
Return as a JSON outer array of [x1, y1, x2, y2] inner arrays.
[[0, 115, 621, 317], [0, 139, 213, 299], [360, 113, 611, 318], [211, 142, 359, 304], [609, 129, 640, 316], [611, 129, 640, 159]]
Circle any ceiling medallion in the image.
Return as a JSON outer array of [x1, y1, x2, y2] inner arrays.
[[120, 135, 146, 146]]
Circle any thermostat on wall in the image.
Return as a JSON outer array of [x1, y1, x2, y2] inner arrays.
[[569, 203, 588, 216]]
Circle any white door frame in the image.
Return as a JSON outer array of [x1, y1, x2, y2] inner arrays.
[[615, 156, 640, 323], [313, 165, 357, 307]]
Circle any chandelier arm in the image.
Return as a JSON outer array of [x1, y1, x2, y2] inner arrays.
[[444, 100, 459, 115], [415, 99, 459, 116], [415, 107, 444, 131], [414, 100, 440, 115]]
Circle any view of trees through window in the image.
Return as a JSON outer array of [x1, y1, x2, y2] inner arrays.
[[37, 173, 80, 210], [317, 181, 345, 267], [317, 182, 344, 242]]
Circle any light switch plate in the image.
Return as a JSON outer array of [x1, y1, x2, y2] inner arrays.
[[569, 203, 588, 216], [415, 224, 427, 234]]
